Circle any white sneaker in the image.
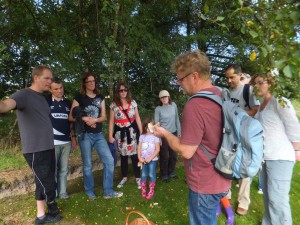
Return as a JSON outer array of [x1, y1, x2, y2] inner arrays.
[[104, 191, 123, 199], [117, 178, 127, 188], [258, 189, 263, 195]]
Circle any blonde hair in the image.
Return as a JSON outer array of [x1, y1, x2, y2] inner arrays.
[[31, 65, 52, 82], [171, 50, 211, 79]]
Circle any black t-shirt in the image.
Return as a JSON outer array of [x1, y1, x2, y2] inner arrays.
[[74, 93, 103, 133]]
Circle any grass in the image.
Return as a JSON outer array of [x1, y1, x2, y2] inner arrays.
[[0, 100, 299, 224], [0, 145, 27, 171], [0, 162, 300, 225]]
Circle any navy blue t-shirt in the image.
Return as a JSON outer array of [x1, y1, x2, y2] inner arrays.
[[48, 96, 72, 144]]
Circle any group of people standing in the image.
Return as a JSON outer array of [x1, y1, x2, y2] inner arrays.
[[0, 66, 182, 224], [153, 50, 300, 225], [106, 81, 181, 199], [0, 48, 299, 225]]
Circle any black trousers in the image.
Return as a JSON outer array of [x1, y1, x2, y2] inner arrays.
[[120, 154, 140, 178], [23, 149, 56, 203], [160, 134, 178, 177]]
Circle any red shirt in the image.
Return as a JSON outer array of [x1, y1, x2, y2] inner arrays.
[[181, 87, 231, 194]]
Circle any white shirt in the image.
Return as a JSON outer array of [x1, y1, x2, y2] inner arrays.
[[255, 97, 300, 161], [230, 84, 260, 110]]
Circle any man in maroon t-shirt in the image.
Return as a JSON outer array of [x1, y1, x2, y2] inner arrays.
[[154, 50, 231, 225]]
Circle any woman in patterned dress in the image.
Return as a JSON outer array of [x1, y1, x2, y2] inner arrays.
[[108, 82, 143, 189]]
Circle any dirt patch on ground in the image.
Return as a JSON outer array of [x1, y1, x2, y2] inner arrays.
[[0, 152, 113, 200], [0, 152, 117, 225], [2, 212, 84, 225]]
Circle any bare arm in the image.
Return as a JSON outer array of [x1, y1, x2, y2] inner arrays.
[[108, 108, 115, 143], [83, 99, 107, 128], [0, 99, 16, 113], [135, 106, 143, 134], [70, 123, 77, 149], [293, 142, 300, 162], [137, 140, 144, 163], [145, 142, 160, 163], [292, 142, 300, 150], [154, 125, 198, 159], [69, 99, 79, 122]]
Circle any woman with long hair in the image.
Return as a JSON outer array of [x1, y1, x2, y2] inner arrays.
[[69, 72, 123, 200], [108, 82, 143, 189]]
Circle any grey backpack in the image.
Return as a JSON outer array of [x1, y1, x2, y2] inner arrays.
[[190, 89, 264, 179]]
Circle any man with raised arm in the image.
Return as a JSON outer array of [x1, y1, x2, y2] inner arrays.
[[0, 65, 62, 225]]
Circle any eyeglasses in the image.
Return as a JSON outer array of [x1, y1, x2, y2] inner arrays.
[[252, 80, 267, 86], [85, 80, 95, 84], [177, 72, 194, 83], [118, 89, 128, 93]]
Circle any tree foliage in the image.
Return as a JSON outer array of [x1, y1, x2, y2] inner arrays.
[[0, 0, 299, 106]]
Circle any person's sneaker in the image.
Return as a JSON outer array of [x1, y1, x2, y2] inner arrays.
[[162, 176, 170, 183], [136, 179, 141, 189], [88, 195, 97, 200], [257, 188, 263, 195], [60, 194, 69, 200], [35, 213, 62, 225], [117, 178, 127, 188], [169, 174, 178, 179], [104, 191, 123, 199]]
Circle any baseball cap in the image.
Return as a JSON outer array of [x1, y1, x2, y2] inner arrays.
[[159, 90, 170, 98]]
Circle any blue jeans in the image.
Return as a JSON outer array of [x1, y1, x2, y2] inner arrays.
[[261, 160, 294, 225], [55, 143, 71, 198], [141, 160, 157, 182], [78, 132, 115, 196], [258, 170, 263, 190], [188, 189, 227, 225]]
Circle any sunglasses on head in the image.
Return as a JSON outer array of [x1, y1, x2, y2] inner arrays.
[[118, 89, 128, 93]]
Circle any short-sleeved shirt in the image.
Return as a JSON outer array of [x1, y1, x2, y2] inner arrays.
[[139, 133, 160, 161], [229, 84, 260, 110], [10, 88, 54, 154], [110, 100, 139, 156], [181, 87, 231, 194], [48, 96, 72, 145], [74, 93, 104, 133]]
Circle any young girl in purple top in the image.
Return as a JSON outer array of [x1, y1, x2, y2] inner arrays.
[[137, 118, 160, 200]]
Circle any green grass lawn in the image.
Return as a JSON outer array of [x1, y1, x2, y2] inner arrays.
[[0, 100, 299, 224], [0, 162, 300, 225]]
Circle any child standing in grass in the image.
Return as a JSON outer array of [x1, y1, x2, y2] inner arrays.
[[137, 118, 160, 200]]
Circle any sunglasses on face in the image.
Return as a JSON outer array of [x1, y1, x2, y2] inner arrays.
[[118, 89, 128, 93]]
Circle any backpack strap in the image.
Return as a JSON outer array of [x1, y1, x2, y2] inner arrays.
[[189, 91, 223, 106], [199, 144, 216, 164], [189, 90, 223, 165], [243, 84, 251, 109]]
